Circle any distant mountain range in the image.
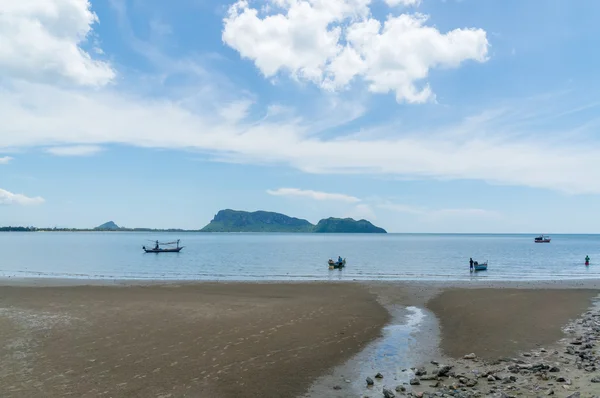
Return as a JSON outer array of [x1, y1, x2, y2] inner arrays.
[[1, 210, 386, 233], [200, 209, 386, 233]]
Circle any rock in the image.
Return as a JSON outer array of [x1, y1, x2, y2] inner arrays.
[[415, 367, 427, 376], [429, 381, 440, 388], [556, 377, 566, 382], [592, 376, 600, 383], [466, 379, 478, 387], [464, 353, 477, 360], [487, 375, 496, 382], [414, 393, 424, 398], [565, 393, 580, 398], [437, 365, 452, 377], [375, 372, 384, 379], [419, 375, 437, 381], [431, 360, 439, 365], [523, 352, 532, 357], [546, 389, 554, 396], [383, 388, 396, 398], [410, 377, 421, 385], [366, 377, 374, 386], [333, 385, 342, 390], [549, 366, 560, 372], [395, 385, 406, 392]]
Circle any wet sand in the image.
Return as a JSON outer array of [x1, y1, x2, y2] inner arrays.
[[427, 288, 599, 360], [0, 283, 388, 398], [1, 280, 599, 398]]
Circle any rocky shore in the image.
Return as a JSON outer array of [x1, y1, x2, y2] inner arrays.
[[363, 298, 600, 398]]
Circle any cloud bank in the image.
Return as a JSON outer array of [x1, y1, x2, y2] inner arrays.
[[267, 188, 361, 203], [0, 189, 45, 206]]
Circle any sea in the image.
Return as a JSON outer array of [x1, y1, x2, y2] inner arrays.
[[1, 232, 599, 281]]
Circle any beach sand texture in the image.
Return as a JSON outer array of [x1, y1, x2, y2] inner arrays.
[[0, 283, 388, 398], [0, 281, 599, 397]]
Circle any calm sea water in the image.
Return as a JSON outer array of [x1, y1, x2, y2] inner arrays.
[[0, 232, 599, 281]]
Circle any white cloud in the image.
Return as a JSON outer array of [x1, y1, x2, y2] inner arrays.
[[1, 1, 600, 197], [267, 187, 361, 203], [45, 145, 103, 156], [222, 0, 488, 103], [0, 0, 115, 86], [378, 202, 499, 219], [2, 82, 600, 195], [0, 156, 13, 164], [385, 0, 422, 7], [0, 188, 44, 206]]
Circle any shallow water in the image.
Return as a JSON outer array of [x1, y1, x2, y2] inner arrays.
[[304, 305, 437, 397], [1, 232, 600, 281]]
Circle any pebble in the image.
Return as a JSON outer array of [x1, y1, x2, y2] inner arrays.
[[383, 388, 395, 398], [375, 372, 384, 379], [592, 376, 600, 383], [549, 366, 560, 372], [366, 377, 374, 386], [409, 377, 420, 385], [463, 353, 477, 360]]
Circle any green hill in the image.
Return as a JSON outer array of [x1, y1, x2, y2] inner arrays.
[[94, 221, 121, 230], [200, 210, 314, 232], [200, 210, 387, 233], [313, 217, 387, 233]]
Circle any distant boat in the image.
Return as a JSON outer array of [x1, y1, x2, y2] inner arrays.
[[534, 235, 551, 243], [143, 239, 184, 253], [473, 261, 488, 271], [328, 258, 346, 269]]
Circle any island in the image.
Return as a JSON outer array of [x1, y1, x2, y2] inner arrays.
[[200, 209, 386, 233], [1, 210, 387, 233]]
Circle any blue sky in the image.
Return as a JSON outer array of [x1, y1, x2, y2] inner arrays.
[[1, 0, 600, 233]]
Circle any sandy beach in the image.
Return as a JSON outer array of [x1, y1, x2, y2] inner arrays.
[[1, 280, 599, 397]]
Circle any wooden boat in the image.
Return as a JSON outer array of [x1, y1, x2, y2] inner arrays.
[[473, 261, 488, 271], [328, 259, 346, 269], [143, 247, 183, 253], [143, 239, 184, 253], [534, 235, 551, 243]]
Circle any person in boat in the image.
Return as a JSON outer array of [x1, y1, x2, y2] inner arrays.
[[154, 240, 159, 250], [469, 257, 474, 271], [338, 256, 343, 265]]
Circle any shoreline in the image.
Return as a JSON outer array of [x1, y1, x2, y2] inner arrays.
[[0, 280, 599, 397], [2, 277, 600, 288]]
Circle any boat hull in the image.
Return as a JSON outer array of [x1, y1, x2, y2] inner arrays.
[[472, 262, 488, 271], [534, 240, 551, 243], [143, 247, 183, 253], [328, 259, 346, 269]]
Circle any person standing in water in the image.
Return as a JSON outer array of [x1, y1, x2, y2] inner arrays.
[[585, 255, 590, 265], [469, 257, 474, 272]]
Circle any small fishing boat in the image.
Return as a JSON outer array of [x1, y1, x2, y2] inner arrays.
[[143, 239, 184, 253], [534, 235, 551, 243], [473, 261, 488, 271], [328, 259, 346, 269]]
